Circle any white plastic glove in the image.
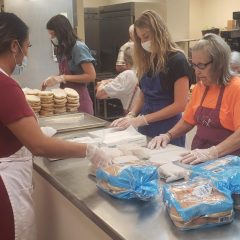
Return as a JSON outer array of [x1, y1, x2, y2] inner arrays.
[[86, 144, 113, 168], [180, 146, 218, 165], [41, 75, 65, 90], [110, 115, 148, 130], [159, 162, 187, 182], [148, 133, 171, 149], [40, 127, 57, 137]]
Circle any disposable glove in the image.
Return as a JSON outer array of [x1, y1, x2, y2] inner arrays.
[[110, 115, 148, 130], [86, 144, 113, 168], [40, 126, 57, 137], [180, 146, 218, 165], [148, 133, 171, 149], [41, 75, 65, 90]]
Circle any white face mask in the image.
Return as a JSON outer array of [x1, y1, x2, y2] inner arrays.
[[51, 37, 59, 46], [141, 40, 152, 52], [12, 42, 28, 75]]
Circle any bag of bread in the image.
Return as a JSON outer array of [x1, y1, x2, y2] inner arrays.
[[96, 162, 160, 200], [163, 179, 233, 230], [189, 155, 240, 210]]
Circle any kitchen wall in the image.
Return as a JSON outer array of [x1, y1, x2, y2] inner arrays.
[[83, 0, 110, 8], [4, 0, 80, 89], [83, 0, 160, 8], [166, 0, 189, 41], [202, 0, 240, 30]]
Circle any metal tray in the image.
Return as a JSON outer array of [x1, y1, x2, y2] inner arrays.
[[38, 112, 107, 133]]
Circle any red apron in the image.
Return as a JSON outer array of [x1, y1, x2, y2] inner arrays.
[[192, 86, 240, 155], [59, 56, 94, 115]]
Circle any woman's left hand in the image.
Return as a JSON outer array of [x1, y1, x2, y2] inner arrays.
[[110, 115, 148, 130], [180, 146, 218, 165]]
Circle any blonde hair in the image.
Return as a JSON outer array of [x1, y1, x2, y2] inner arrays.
[[133, 10, 181, 79]]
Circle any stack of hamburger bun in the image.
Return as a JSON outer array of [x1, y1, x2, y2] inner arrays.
[[25, 94, 41, 114], [64, 87, 80, 112], [22, 87, 80, 116], [39, 91, 54, 116], [24, 88, 41, 114], [51, 89, 67, 114], [163, 179, 233, 230]]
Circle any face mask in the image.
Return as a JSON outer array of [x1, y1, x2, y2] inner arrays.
[[141, 40, 152, 52], [51, 37, 59, 46], [12, 42, 28, 75], [12, 56, 28, 75]]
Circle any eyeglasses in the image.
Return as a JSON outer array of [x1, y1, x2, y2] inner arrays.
[[191, 60, 213, 70]]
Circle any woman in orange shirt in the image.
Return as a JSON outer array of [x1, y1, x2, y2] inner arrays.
[[148, 33, 240, 165]]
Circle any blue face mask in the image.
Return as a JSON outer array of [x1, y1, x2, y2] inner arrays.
[[12, 56, 28, 75], [12, 42, 28, 75]]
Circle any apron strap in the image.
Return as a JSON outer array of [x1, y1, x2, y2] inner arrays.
[[126, 83, 138, 113], [215, 86, 225, 111], [199, 86, 209, 106]]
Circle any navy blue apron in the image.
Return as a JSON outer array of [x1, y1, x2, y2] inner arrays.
[[138, 73, 185, 147]]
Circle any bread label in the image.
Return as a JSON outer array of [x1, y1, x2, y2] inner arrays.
[[192, 184, 212, 198]]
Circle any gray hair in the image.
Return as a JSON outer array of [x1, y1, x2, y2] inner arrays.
[[192, 33, 233, 86], [124, 45, 134, 66]]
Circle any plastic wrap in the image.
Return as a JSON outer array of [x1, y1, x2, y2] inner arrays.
[[189, 155, 240, 209], [96, 162, 160, 200], [163, 179, 233, 230]]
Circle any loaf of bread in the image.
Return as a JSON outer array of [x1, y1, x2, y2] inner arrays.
[[163, 179, 233, 230], [168, 207, 233, 230], [96, 163, 159, 200]]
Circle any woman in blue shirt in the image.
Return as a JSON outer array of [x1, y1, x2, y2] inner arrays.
[[42, 14, 95, 114]]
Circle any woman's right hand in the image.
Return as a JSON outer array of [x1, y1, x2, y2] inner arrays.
[[86, 144, 112, 168], [147, 133, 171, 149], [41, 75, 65, 90]]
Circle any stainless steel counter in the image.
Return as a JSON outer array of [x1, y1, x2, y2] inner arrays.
[[33, 130, 240, 240]]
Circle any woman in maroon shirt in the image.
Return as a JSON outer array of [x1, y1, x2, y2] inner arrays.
[[0, 13, 111, 240]]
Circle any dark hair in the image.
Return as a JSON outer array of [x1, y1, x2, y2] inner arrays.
[[47, 14, 78, 59], [0, 12, 29, 54]]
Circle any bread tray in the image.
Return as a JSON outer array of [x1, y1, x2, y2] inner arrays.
[[38, 112, 107, 133]]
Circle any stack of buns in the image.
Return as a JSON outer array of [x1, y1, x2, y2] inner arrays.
[[24, 88, 41, 114], [25, 94, 41, 114], [39, 91, 54, 116], [64, 87, 80, 112], [163, 179, 233, 230], [51, 89, 67, 114], [22, 87, 80, 116]]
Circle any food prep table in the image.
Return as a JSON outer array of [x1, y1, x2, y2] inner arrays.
[[33, 127, 240, 240]]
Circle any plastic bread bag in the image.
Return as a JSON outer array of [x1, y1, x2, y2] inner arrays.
[[96, 162, 160, 200], [117, 144, 151, 160], [158, 162, 189, 182], [88, 152, 139, 176], [163, 178, 233, 230], [189, 155, 240, 209], [88, 146, 127, 176]]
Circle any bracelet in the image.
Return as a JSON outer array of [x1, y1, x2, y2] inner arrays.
[[166, 131, 173, 141], [127, 111, 136, 118]]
